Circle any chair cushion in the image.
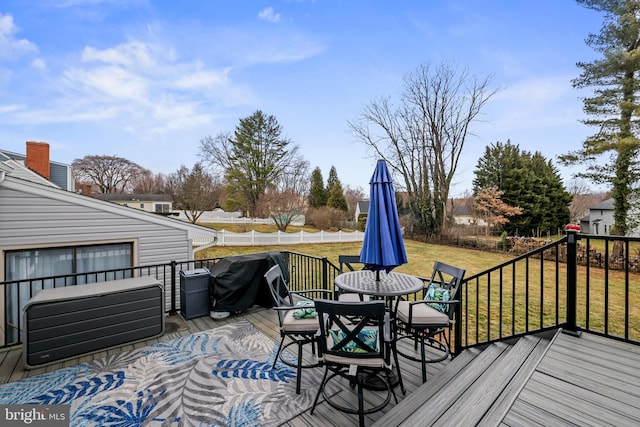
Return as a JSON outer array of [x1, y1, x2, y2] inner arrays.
[[323, 353, 388, 369], [337, 293, 362, 302], [292, 300, 317, 319], [329, 328, 379, 353], [425, 284, 450, 313], [396, 300, 450, 325], [282, 310, 320, 333]]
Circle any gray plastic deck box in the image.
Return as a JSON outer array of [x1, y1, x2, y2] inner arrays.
[[23, 276, 164, 369], [179, 268, 211, 320]]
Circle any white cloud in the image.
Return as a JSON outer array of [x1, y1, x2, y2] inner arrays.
[[174, 69, 230, 90], [0, 13, 38, 60], [258, 7, 281, 23], [81, 41, 155, 68], [31, 58, 48, 72]]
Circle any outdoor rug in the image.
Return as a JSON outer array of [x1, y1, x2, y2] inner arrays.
[[0, 320, 329, 426]]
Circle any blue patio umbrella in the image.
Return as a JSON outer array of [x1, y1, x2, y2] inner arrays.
[[359, 160, 408, 280]]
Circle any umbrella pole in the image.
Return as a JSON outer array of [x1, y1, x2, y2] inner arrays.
[[376, 270, 380, 282]]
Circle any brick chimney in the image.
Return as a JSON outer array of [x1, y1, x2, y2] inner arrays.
[[26, 141, 50, 180]]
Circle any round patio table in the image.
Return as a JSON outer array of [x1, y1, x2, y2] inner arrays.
[[334, 270, 423, 298]]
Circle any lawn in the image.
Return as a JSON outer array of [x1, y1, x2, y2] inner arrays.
[[196, 238, 515, 278]]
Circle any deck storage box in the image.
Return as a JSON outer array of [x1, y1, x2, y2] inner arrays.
[[23, 276, 164, 369], [179, 268, 211, 320]]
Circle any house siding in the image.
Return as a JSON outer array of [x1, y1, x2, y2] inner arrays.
[[0, 186, 194, 312], [0, 188, 190, 264], [49, 162, 73, 191]]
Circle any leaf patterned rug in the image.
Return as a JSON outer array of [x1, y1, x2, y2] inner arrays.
[[0, 320, 328, 426]]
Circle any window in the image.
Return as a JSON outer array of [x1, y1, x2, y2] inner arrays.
[[155, 204, 170, 213], [4, 242, 133, 343], [140, 203, 145, 209]]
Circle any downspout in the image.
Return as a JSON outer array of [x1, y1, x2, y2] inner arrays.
[[0, 170, 5, 184]]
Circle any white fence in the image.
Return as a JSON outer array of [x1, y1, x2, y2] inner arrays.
[[173, 210, 305, 226], [192, 229, 364, 247]]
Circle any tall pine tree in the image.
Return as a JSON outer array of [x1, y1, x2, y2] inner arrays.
[[308, 167, 327, 208], [560, 0, 640, 236], [326, 166, 348, 211]]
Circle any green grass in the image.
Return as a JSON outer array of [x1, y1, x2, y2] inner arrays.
[[197, 239, 514, 278]]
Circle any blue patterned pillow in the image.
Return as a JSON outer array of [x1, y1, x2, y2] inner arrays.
[[292, 300, 317, 319], [425, 284, 450, 313], [329, 329, 379, 353]]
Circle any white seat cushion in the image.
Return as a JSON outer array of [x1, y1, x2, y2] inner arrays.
[[337, 293, 363, 302], [282, 310, 320, 333], [396, 301, 449, 325]]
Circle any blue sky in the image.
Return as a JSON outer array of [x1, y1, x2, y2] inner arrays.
[[0, 1, 604, 196]]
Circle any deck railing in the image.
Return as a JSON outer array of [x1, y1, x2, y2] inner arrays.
[[0, 251, 338, 348], [2, 234, 639, 353], [454, 231, 640, 354]]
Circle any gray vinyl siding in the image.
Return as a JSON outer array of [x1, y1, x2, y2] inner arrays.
[[0, 188, 191, 265], [49, 162, 73, 191]]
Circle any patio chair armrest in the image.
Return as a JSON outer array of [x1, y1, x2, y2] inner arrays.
[[409, 299, 459, 306], [292, 289, 333, 298], [272, 305, 298, 312]]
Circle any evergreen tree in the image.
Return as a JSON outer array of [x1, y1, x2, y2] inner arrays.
[[560, 0, 640, 236], [199, 110, 301, 217], [474, 141, 571, 235], [326, 166, 348, 211], [308, 167, 327, 208]]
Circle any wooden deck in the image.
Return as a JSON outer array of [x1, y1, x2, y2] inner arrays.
[[1, 308, 639, 426]]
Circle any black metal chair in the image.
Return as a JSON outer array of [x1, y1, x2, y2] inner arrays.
[[264, 264, 332, 394], [311, 299, 400, 427], [394, 261, 466, 383], [335, 255, 366, 302]]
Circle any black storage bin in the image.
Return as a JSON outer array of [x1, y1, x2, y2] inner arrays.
[[179, 268, 211, 320]]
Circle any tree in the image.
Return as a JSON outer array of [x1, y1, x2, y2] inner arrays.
[[344, 185, 366, 219], [308, 167, 327, 208], [474, 141, 571, 236], [349, 61, 496, 237], [256, 157, 310, 231], [72, 155, 148, 194], [473, 187, 522, 236], [326, 166, 348, 212], [567, 180, 609, 223], [559, 0, 640, 238], [131, 171, 167, 194], [199, 110, 301, 217], [166, 163, 220, 224]]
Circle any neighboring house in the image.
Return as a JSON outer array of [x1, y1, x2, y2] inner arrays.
[[449, 198, 488, 227], [93, 193, 173, 214], [587, 198, 615, 236], [0, 141, 75, 192], [0, 148, 220, 340], [355, 200, 370, 221]]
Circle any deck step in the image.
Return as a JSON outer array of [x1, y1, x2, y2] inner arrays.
[[374, 334, 553, 427]]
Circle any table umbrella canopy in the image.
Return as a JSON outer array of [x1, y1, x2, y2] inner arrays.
[[359, 160, 408, 277]]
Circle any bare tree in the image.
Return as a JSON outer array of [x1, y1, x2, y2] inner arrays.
[[344, 185, 366, 220], [131, 171, 167, 194], [474, 187, 522, 236], [166, 163, 221, 224], [349, 61, 497, 237], [72, 155, 149, 193], [256, 157, 310, 231]]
